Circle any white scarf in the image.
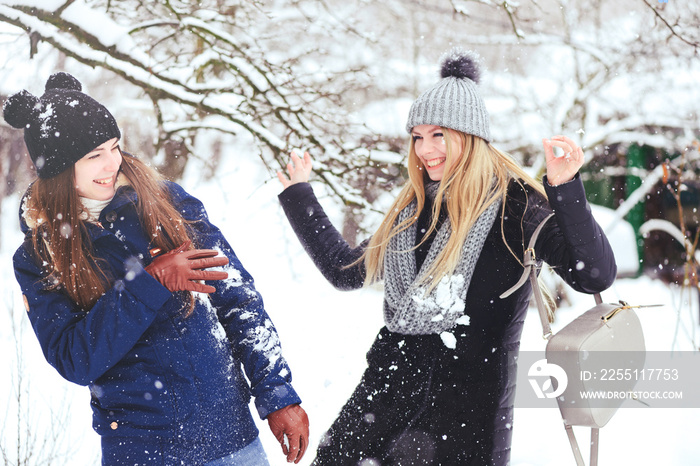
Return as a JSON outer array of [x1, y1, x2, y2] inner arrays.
[[79, 196, 113, 222]]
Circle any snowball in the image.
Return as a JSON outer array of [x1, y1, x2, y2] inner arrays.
[[455, 315, 470, 326], [440, 331, 457, 349]]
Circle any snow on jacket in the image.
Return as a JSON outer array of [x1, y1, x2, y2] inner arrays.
[[14, 181, 301, 465], [278, 175, 616, 465]]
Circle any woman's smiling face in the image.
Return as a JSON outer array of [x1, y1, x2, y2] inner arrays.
[[411, 125, 463, 181], [73, 137, 122, 200]]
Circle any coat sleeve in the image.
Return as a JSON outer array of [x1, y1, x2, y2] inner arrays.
[[278, 182, 367, 290], [166, 182, 301, 419], [13, 244, 172, 386], [525, 174, 617, 293]]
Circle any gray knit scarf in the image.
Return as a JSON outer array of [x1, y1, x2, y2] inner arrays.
[[383, 183, 500, 335]]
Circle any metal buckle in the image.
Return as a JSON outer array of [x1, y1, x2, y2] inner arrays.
[[601, 300, 663, 322]]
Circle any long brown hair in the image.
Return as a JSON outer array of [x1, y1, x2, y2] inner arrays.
[[24, 151, 193, 311], [361, 129, 548, 296]]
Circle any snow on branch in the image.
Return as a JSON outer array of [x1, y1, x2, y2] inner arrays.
[[582, 115, 694, 151], [0, 4, 285, 147], [450, 0, 528, 38], [0, 1, 383, 209], [606, 148, 700, 235]]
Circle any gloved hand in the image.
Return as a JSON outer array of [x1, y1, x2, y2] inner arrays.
[[145, 241, 228, 293], [267, 403, 309, 464]]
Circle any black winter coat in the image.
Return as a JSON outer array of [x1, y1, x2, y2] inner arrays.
[[279, 175, 616, 466]]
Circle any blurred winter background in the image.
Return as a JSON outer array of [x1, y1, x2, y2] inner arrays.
[[0, 0, 698, 465]]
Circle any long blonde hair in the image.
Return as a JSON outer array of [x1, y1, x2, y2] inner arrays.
[[361, 128, 547, 294], [24, 151, 194, 311]]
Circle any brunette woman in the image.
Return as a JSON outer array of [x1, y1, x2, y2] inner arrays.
[[4, 72, 308, 466]]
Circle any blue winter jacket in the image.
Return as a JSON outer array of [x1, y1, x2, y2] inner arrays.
[[13, 181, 301, 465]]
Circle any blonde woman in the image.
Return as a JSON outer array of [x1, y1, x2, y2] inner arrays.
[[4, 73, 308, 465], [277, 50, 616, 465]]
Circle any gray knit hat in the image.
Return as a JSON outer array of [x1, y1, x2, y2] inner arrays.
[[405, 49, 490, 142]]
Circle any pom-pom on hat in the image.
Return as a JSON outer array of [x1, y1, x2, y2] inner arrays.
[[2, 72, 121, 179], [405, 48, 490, 142]]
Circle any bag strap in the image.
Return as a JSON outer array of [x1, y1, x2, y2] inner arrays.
[[565, 425, 600, 466], [499, 213, 555, 339], [501, 212, 602, 466], [500, 212, 603, 338], [591, 427, 600, 466]]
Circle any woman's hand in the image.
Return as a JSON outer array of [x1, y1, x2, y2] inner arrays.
[[277, 152, 313, 190], [267, 403, 309, 464], [542, 135, 584, 186], [145, 241, 229, 293]]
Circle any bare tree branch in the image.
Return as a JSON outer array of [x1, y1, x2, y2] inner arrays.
[[449, 0, 531, 38], [640, 0, 700, 51]]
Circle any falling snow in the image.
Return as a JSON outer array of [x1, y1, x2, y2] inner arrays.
[[0, 1, 698, 463]]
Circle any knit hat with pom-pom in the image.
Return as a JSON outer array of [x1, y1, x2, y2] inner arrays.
[[405, 48, 490, 142], [2, 72, 121, 179]]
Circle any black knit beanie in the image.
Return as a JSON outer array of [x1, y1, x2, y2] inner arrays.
[[2, 72, 121, 179]]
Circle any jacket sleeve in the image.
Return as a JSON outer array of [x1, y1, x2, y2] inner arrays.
[[13, 244, 172, 386], [278, 182, 367, 290], [166, 182, 301, 419], [529, 174, 617, 293]]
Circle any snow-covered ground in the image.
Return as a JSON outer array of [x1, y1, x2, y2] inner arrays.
[[1, 145, 698, 466]]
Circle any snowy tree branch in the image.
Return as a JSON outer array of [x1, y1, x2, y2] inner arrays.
[[450, 0, 529, 38], [0, 1, 387, 209]]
